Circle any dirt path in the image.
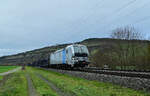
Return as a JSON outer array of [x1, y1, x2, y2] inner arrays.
[[26, 74, 39, 96], [0, 67, 21, 76], [36, 74, 75, 96], [0, 67, 20, 89]]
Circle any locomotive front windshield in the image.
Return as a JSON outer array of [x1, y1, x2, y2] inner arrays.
[[73, 46, 89, 57]]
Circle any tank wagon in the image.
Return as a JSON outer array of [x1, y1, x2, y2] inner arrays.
[[49, 44, 90, 68]]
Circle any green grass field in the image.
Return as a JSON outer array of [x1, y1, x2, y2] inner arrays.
[[0, 70, 28, 96], [0, 66, 18, 73], [28, 68, 59, 96], [0, 67, 150, 96], [0, 76, 2, 80]]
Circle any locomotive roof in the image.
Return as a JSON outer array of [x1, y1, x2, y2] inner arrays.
[[53, 44, 86, 53], [54, 49, 64, 53], [67, 44, 85, 47]]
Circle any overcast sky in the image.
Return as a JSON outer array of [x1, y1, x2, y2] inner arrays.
[[0, 0, 150, 56]]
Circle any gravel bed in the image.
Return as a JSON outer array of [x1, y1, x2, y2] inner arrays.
[[46, 68, 150, 92]]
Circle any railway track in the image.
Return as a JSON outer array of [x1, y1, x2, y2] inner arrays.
[[48, 67, 150, 79], [39, 66, 150, 79], [74, 68, 150, 79]]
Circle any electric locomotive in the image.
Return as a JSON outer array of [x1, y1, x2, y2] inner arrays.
[[50, 44, 90, 68]]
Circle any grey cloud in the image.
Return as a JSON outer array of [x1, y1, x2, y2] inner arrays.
[[0, 0, 150, 56]]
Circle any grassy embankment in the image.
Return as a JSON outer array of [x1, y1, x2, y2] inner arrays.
[[30, 67, 150, 96]]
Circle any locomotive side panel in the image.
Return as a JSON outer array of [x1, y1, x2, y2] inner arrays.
[[50, 49, 67, 65], [62, 49, 66, 64], [49, 53, 55, 64], [65, 46, 74, 65]]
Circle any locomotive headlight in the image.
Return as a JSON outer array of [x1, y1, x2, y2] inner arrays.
[[84, 57, 88, 60], [84, 57, 89, 61], [72, 57, 78, 61]]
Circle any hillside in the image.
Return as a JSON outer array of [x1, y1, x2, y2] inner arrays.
[[0, 38, 149, 66]]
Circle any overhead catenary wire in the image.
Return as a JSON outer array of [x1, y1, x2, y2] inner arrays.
[[71, 0, 138, 36], [81, 0, 138, 27], [83, 0, 137, 28], [70, 0, 105, 27], [93, 0, 150, 35], [123, 1, 150, 18], [112, 0, 137, 16], [67, 0, 150, 39], [108, 1, 150, 28], [66, 0, 106, 38], [94, 0, 138, 28], [79, 0, 105, 25], [134, 16, 150, 24]]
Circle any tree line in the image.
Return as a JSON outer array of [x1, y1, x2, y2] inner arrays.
[[91, 26, 150, 70]]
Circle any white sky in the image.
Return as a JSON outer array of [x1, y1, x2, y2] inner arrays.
[[0, 0, 150, 56]]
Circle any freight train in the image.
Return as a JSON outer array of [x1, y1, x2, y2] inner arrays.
[[29, 44, 90, 68]]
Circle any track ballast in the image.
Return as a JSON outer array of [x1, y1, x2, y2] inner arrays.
[[45, 67, 150, 79]]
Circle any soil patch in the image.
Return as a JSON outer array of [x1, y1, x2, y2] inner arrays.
[[26, 73, 39, 96]]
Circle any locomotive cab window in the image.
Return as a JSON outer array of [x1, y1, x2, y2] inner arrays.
[[73, 46, 89, 57]]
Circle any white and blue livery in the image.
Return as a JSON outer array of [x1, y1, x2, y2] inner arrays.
[[50, 44, 90, 68]]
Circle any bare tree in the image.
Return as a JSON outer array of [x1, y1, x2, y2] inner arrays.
[[111, 26, 143, 70], [111, 26, 142, 40]]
